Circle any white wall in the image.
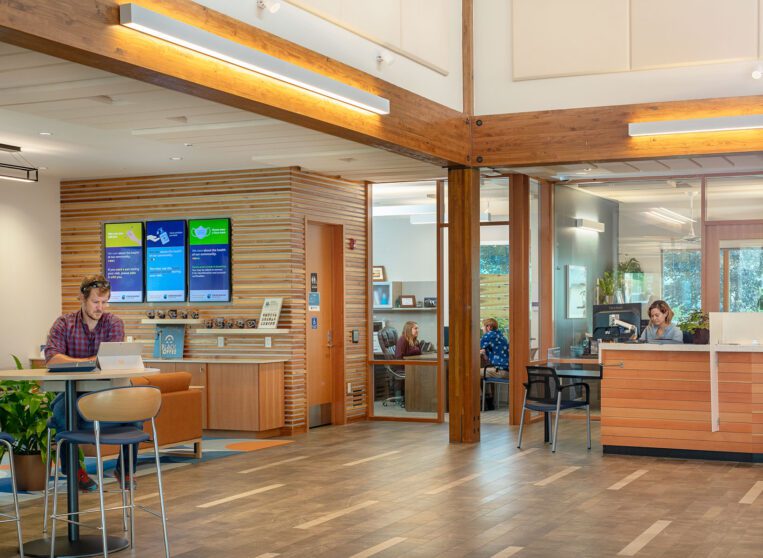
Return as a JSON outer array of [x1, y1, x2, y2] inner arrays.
[[372, 215, 437, 281], [194, 0, 464, 111], [475, 0, 763, 114], [0, 176, 61, 365]]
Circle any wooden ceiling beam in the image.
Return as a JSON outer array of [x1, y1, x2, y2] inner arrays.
[[472, 95, 763, 167], [0, 0, 469, 167]]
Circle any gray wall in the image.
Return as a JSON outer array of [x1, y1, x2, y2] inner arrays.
[[554, 185, 619, 356]]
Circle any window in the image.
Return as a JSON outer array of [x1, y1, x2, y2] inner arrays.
[[661, 249, 701, 322]]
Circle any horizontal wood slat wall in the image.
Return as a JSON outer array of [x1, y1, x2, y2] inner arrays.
[[60, 167, 368, 433], [601, 349, 762, 454]]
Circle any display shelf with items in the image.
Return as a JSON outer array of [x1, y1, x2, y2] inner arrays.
[[141, 319, 203, 325], [194, 328, 290, 335]]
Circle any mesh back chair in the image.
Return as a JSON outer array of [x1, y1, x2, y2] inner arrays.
[[0, 432, 24, 557], [49, 386, 170, 558], [517, 365, 591, 453], [378, 327, 405, 407]]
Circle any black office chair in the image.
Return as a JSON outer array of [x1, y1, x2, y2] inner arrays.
[[517, 365, 590, 453], [377, 327, 405, 407], [481, 365, 509, 411]]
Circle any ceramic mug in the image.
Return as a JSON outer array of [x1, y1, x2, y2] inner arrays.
[[179, 309, 188, 319], [214, 317, 225, 329], [236, 319, 245, 328], [191, 310, 200, 319], [224, 319, 234, 329], [156, 310, 166, 319], [205, 319, 214, 329], [167, 309, 178, 319], [246, 319, 257, 329], [146, 309, 155, 319]]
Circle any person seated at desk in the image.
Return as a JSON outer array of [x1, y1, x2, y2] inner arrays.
[[480, 318, 509, 371], [639, 300, 683, 344], [395, 321, 422, 358]]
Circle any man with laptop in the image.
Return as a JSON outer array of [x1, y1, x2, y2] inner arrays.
[[45, 274, 138, 491]]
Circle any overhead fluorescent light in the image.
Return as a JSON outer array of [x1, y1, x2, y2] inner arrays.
[[651, 207, 695, 223], [574, 218, 605, 233], [629, 114, 763, 137], [0, 143, 38, 183], [119, 4, 390, 115], [645, 211, 683, 225]]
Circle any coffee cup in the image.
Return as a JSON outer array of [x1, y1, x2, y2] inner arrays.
[[167, 309, 177, 319], [156, 310, 165, 319], [146, 309, 155, 319], [214, 317, 225, 329], [205, 319, 214, 329], [191, 310, 200, 319], [236, 319, 245, 328], [224, 319, 234, 329], [179, 309, 188, 319], [246, 319, 257, 329]]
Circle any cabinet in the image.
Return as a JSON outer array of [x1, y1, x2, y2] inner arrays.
[[207, 362, 284, 432]]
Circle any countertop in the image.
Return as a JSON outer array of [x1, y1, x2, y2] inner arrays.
[[600, 343, 763, 352], [144, 358, 287, 364]]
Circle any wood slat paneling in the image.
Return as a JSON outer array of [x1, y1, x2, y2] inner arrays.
[[60, 166, 368, 433]]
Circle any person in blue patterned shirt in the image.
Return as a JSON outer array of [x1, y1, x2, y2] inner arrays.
[[480, 318, 509, 409]]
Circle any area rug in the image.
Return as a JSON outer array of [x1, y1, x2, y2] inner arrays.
[[0, 437, 293, 503]]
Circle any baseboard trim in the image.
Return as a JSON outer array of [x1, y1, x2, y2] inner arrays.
[[603, 445, 763, 463]]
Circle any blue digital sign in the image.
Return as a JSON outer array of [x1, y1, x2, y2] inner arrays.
[[104, 222, 144, 303], [145, 220, 186, 302]]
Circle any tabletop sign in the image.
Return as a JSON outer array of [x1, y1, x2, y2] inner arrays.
[[188, 218, 231, 302], [104, 222, 144, 303], [259, 297, 283, 328], [310, 272, 318, 292], [146, 220, 186, 302]]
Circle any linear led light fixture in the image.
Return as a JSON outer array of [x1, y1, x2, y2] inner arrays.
[[0, 143, 38, 183], [651, 207, 695, 223], [574, 218, 605, 233], [645, 211, 683, 225], [629, 114, 763, 137], [119, 3, 390, 115]]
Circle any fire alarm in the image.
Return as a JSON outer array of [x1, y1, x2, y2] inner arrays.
[[348, 238, 356, 250]]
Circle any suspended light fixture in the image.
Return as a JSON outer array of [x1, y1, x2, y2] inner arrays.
[[629, 114, 763, 136], [0, 143, 38, 183], [119, 3, 390, 115]]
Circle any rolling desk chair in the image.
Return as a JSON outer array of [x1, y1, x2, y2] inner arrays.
[[377, 327, 405, 407]]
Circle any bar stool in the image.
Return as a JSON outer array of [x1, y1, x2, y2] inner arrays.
[[49, 386, 170, 557], [0, 432, 24, 557]]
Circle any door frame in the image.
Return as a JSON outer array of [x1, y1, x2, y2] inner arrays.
[[305, 219, 347, 427]]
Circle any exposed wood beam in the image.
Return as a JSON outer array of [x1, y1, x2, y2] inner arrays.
[[473, 95, 763, 167], [0, 0, 469, 167], [447, 166, 480, 443]]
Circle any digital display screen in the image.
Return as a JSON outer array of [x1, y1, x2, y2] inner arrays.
[[188, 218, 231, 302], [145, 220, 186, 302], [104, 222, 144, 303]]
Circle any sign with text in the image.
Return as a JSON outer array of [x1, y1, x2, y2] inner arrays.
[[146, 220, 186, 302], [188, 218, 231, 302], [104, 222, 144, 303]]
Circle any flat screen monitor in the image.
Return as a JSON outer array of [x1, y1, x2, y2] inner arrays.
[[103, 222, 144, 303], [145, 220, 186, 302], [592, 303, 642, 341], [443, 325, 449, 348], [188, 218, 232, 302]]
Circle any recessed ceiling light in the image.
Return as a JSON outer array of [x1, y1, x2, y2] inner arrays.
[[39, 132, 52, 136], [38, 166, 48, 170], [184, 143, 193, 147], [169, 156, 183, 161]]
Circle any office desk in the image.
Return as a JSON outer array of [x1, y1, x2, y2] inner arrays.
[[0, 367, 154, 557], [403, 354, 443, 413]]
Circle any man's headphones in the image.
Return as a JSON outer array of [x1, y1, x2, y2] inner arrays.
[[80, 280, 110, 294]]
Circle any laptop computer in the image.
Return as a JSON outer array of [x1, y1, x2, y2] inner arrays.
[[47, 360, 98, 373], [96, 341, 145, 371]]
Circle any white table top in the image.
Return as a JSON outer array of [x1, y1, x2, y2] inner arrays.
[[0, 367, 157, 381], [600, 343, 763, 353]]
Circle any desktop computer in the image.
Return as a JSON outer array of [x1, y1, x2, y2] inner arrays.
[[592, 303, 642, 342]]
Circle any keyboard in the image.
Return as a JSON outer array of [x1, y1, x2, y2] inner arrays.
[[47, 360, 98, 373]]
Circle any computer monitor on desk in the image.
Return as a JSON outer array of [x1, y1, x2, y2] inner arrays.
[[593, 303, 642, 342], [443, 326, 449, 352]]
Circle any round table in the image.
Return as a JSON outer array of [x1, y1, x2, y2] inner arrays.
[[0, 367, 155, 557]]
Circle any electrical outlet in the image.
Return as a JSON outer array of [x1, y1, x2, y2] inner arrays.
[[265, 336, 272, 348], [346, 382, 352, 395], [126, 336, 133, 343], [217, 336, 224, 347]]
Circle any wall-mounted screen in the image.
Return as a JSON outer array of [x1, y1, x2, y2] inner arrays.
[[188, 218, 231, 302], [146, 220, 186, 302], [104, 222, 144, 303]]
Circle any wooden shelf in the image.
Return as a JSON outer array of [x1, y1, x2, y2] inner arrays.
[[373, 308, 437, 312], [194, 328, 290, 335], [141, 319, 204, 324]]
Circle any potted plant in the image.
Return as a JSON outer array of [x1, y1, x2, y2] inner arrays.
[[596, 271, 617, 304], [678, 310, 710, 344], [0, 355, 55, 491]]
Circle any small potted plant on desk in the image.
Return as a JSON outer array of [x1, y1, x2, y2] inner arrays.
[[0, 355, 55, 491], [678, 310, 710, 344]]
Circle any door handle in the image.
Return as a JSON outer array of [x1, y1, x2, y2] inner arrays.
[[603, 361, 624, 368]]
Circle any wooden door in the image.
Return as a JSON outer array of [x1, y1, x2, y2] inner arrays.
[[306, 222, 344, 427]]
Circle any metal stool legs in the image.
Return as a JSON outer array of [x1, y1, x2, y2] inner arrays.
[[42, 428, 52, 535], [516, 389, 528, 448], [0, 438, 24, 558]]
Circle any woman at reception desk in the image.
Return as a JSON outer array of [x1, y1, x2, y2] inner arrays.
[[638, 300, 683, 344], [600, 312, 763, 462]]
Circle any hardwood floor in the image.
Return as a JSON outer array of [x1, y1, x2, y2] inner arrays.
[[2, 419, 762, 557]]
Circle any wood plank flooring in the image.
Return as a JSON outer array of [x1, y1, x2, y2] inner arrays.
[[2, 419, 762, 557]]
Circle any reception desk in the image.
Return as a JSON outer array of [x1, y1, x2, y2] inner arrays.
[[600, 344, 763, 461]]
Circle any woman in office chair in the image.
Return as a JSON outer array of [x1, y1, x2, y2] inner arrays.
[[639, 300, 683, 344], [395, 321, 423, 358]]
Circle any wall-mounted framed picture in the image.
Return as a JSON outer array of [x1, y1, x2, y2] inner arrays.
[[372, 265, 387, 282], [566, 264, 587, 319], [399, 295, 417, 308]]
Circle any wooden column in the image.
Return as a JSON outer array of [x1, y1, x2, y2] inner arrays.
[[539, 180, 555, 360], [509, 174, 531, 425], [447, 167, 481, 443]]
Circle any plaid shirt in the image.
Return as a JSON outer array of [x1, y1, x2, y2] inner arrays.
[[44, 310, 125, 362]]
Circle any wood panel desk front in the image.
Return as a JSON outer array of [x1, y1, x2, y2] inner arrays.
[[404, 354, 444, 413]]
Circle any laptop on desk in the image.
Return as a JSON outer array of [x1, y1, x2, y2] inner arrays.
[[47, 360, 98, 373], [96, 342, 145, 371]]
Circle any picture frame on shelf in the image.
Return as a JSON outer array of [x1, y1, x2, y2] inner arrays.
[[372, 265, 387, 282], [399, 295, 417, 308]]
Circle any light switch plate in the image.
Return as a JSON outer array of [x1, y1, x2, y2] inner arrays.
[[217, 336, 224, 347], [265, 336, 272, 348]]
